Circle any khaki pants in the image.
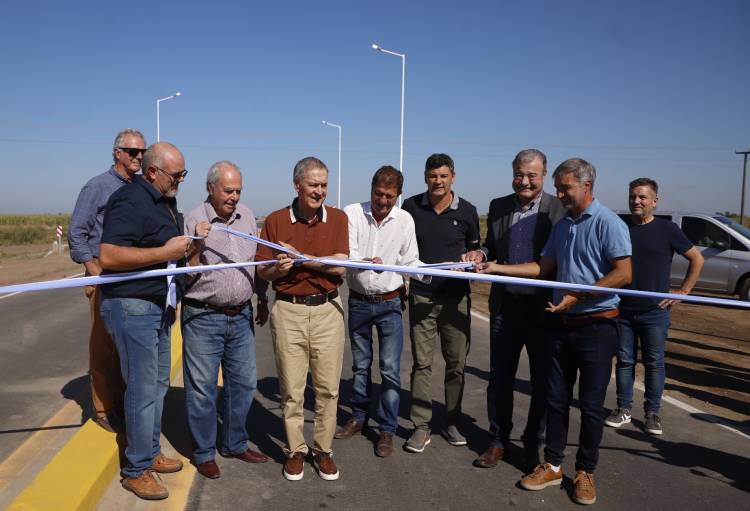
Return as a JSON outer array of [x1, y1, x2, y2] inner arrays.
[[270, 296, 345, 456], [88, 285, 125, 419], [408, 292, 471, 429]]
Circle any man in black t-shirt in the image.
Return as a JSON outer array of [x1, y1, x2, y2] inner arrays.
[[605, 178, 703, 436], [401, 153, 480, 452]]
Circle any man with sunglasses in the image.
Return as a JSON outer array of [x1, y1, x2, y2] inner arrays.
[[99, 141, 195, 500], [68, 128, 147, 433]]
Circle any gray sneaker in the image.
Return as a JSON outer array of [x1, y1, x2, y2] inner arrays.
[[404, 428, 431, 453], [604, 407, 631, 428], [441, 425, 467, 446], [645, 412, 663, 435]]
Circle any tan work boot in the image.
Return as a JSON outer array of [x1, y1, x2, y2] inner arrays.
[[520, 463, 563, 491], [150, 453, 184, 473], [574, 470, 597, 505], [121, 470, 169, 500]]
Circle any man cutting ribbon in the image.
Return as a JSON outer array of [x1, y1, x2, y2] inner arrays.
[[98, 142, 199, 501]]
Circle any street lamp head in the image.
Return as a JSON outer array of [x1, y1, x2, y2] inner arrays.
[[371, 43, 380, 50], [322, 120, 327, 125], [175, 92, 182, 97]]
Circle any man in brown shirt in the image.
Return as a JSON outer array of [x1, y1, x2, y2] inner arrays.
[[256, 156, 349, 482]]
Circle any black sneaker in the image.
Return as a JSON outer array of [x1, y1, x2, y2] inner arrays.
[[604, 407, 631, 428], [645, 412, 663, 435]]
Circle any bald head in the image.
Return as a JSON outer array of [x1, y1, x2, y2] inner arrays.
[[143, 142, 186, 198]]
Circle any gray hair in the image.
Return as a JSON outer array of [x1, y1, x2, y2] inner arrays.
[[552, 158, 596, 189], [142, 142, 180, 177], [293, 156, 328, 183], [112, 128, 145, 150], [512, 148, 547, 173], [206, 160, 241, 190]]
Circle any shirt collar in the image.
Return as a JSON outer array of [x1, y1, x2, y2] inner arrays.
[[203, 198, 240, 224], [566, 197, 601, 222], [418, 191, 460, 210], [514, 195, 541, 213], [134, 174, 164, 203], [108, 165, 132, 184], [289, 198, 326, 224], [363, 201, 398, 224]]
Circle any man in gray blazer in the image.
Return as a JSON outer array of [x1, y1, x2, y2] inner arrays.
[[464, 148, 565, 470]]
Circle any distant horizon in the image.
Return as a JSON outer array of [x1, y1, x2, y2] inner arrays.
[[2, 1, 748, 217]]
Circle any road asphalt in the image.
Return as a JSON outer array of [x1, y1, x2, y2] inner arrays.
[[2, 286, 748, 510]]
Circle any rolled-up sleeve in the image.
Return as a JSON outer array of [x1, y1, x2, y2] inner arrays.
[[68, 184, 97, 263]]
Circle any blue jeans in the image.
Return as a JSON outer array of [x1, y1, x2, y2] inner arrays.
[[487, 296, 546, 449], [182, 303, 257, 464], [544, 318, 618, 473], [100, 298, 171, 479], [347, 296, 404, 434], [615, 308, 670, 413]]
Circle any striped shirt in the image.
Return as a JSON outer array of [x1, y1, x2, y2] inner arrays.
[[183, 200, 266, 307]]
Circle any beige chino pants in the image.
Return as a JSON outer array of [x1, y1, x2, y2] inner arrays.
[[270, 296, 345, 456]]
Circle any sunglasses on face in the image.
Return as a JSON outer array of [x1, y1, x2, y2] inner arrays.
[[118, 147, 146, 158], [155, 166, 189, 182]]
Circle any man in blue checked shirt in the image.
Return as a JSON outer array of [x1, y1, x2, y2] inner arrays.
[[68, 128, 146, 433]]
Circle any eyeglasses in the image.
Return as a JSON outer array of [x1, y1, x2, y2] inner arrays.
[[117, 147, 146, 158], [154, 166, 188, 182]]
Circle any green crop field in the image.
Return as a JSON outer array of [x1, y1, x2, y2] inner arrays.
[[0, 214, 71, 245]]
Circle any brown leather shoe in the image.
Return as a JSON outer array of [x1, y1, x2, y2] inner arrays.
[[375, 432, 394, 457], [224, 448, 270, 463], [574, 470, 597, 505], [283, 452, 306, 481], [150, 453, 184, 473], [121, 470, 169, 500], [334, 418, 364, 439], [313, 452, 339, 481], [473, 447, 504, 468], [195, 460, 221, 479]]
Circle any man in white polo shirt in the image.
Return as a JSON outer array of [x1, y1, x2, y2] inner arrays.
[[336, 166, 424, 457]]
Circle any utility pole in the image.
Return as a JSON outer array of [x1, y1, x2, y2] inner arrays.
[[737, 150, 750, 226]]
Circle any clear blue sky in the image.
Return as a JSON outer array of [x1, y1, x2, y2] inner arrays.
[[1, 0, 748, 216]]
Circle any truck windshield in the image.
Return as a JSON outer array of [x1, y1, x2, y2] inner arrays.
[[714, 215, 750, 240]]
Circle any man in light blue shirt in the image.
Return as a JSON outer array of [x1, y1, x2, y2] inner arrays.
[[478, 158, 631, 506], [68, 128, 146, 432]]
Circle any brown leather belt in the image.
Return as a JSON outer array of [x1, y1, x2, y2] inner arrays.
[[276, 289, 339, 306], [349, 287, 403, 303], [182, 298, 248, 317], [560, 308, 619, 327]]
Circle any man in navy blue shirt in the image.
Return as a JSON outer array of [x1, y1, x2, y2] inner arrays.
[[605, 178, 703, 436], [68, 128, 146, 433], [99, 142, 197, 500]]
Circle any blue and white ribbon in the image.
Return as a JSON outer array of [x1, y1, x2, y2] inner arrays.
[[2, 229, 749, 310]]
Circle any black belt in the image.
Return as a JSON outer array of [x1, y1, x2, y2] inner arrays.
[[276, 289, 339, 306], [182, 298, 248, 316]]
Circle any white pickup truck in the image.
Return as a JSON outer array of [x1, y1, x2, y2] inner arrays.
[[617, 212, 750, 301]]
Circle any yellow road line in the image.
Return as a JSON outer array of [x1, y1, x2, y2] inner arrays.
[[7, 321, 185, 511]]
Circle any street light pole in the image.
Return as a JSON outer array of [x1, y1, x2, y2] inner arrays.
[[156, 91, 182, 142], [322, 120, 343, 208], [372, 43, 406, 206], [737, 149, 750, 226]]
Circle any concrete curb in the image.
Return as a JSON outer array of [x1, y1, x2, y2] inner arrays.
[[7, 323, 184, 511]]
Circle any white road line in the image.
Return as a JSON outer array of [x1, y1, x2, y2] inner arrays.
[[470, 309, 750, 439], [0, 272, 85, 301]]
